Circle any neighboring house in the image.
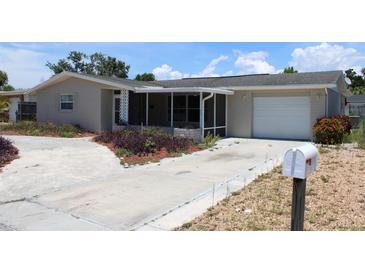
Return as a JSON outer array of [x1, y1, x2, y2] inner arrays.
[[346, 95, 365, 116], [0, 90, 37, 122], [27, 70, 348, 141]]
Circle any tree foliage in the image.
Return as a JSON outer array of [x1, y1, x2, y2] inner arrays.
[[46, 51, 130, 79], [0, 70, 14, 91], [0, 96, 9, 113], [134, 73, 155, 81], [283, 66, 298, 73], [345, 68, 365, 95]]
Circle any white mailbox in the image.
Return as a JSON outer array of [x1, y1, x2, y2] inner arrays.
[[283, 143, 318, 179]]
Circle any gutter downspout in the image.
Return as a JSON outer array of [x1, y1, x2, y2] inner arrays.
[[201, 92, 214, 141], [324, 88, 328, 117]]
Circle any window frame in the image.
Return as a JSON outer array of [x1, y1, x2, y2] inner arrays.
[[167, 94, 200, 123], [59, 94, 74, 112]]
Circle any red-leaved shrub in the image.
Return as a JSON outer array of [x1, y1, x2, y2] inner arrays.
[[313, 117, 345, 144], [334, 115, 352, 134], [0, 136, 19, 168]]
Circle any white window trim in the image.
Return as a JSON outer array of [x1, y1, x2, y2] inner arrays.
[[60, 94, 74, 112]]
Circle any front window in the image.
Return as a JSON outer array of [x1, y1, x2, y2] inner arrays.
[[60, 95, 74, 111]]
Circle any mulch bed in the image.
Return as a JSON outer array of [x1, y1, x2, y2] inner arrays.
[[102, 142, 201, 165], [178, 147, 365, 231]]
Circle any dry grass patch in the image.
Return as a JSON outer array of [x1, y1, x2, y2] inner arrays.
[[178, 148, 365, 231]]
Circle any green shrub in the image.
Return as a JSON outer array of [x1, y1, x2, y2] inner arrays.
[[59, 131, 76, 138], [143, 137, 157, 153], [313, 117, 345, 144], [198, 133, 219, 149], [142, 127, 163, 136], [115, 148, 133, 158], [343, 118, 364, 146]]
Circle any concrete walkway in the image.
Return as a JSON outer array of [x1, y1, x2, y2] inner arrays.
[[0, 135, 304, 230]]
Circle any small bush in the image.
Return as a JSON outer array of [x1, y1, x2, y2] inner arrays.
[[142, 127, 163, 136], [335, 115, 352, 134], [345, 119, 365, 148], [0, 136, 18, 168], [115, 148, 132, 158], [313, 117, 345, 145], [198, 133, 219, 149], [144, 137, 157, 153]]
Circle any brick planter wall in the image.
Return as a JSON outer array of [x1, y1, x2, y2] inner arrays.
[[173, 128, 201, 142]]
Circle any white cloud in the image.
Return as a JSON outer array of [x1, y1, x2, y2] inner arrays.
[[153, 55, 229, 80], [152, 64, 188, 80], [0, 46, 52, 89], [234, 50, 276, 74], [289, 42, 365, 73], [222, 70, 234, 76], [191, 55, 228, 77]]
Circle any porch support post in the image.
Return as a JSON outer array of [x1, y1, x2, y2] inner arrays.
[[225, 95, 228, 137], [200, 92, 204, 140], [213, 93, 216, 136], [170, 92, 174, 128], [146, 92, 149, 126]]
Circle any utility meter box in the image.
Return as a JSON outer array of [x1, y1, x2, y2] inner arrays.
[[283, 143, 318, 179]]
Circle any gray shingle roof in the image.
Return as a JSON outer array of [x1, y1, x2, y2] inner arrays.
[[153, 71, 343, 88], [64, 70, 344, 90], [348, 95, 365, 103]]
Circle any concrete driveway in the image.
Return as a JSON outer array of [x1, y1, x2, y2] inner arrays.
[[0, 135, 304, 230]]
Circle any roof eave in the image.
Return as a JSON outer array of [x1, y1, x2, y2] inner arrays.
[[134, 87, 234, 95], [0, 90, 30, 96], [28, 71, 138, 95]]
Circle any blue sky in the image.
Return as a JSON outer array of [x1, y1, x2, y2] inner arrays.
[[1, 42, 365, 88]]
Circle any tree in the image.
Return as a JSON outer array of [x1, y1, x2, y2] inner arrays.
[[283, 66, 298, 73], [0, 70, 15, 91], [134, 73, 155, 81], [46, 51, 130, 79], [345, 68, 365, 95]]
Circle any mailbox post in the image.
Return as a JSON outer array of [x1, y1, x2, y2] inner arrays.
[[283, 143, 318, 231]]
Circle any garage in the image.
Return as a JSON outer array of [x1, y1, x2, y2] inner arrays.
[[253, 96, 311, 140]]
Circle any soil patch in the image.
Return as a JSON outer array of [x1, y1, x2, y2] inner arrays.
[[178, 147, 365, 231]]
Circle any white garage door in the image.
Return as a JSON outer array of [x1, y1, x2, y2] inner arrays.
[[253, 96, 311, 140]]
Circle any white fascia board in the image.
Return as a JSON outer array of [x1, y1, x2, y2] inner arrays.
[[28, 71, 136, 95], [221, 83, 338, 91], [0, 91, 29, 96], [134, 87, 234, 95]]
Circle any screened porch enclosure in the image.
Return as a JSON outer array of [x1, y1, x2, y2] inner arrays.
[[113, 90, 228, 139]]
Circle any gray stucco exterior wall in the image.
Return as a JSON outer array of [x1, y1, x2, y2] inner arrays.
[[227, 88, 326, 138], [36, 78, 112, 132], [327, 88, 341, 117], [100, 89, 113, 131]]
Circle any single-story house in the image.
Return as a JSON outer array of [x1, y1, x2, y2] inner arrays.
[[0, 89, 37, 122], [346, 95, 365, 116], [27, 70, 349, 141]]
